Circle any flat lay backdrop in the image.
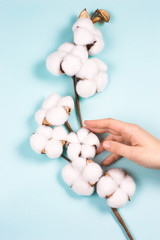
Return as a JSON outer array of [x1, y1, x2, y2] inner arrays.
[[0, 0, 160, 239]]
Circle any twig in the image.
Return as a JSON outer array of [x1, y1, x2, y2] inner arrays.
[[61, 154, 71, 163], [111, 208, 134, 240], [72, 76, 83, 128], [65, 121, 73, 132]]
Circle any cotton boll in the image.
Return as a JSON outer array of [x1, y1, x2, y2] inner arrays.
[[67, 132, 79, 144], [42, 94, 61, 110], [76, 80, 96, 98], [72, 157, 87, 171], [94, 72, 108, 92], [57, 96, 74, 111], [58, 42, 75, 53], [61, 54, 82, 77], [71, 46, 88, 63], [46, 107, 68, 126], [77, 128, 89, 143], [96, 176, 118, 198], [94, 28, 103, 38], [46, 51, 66, 76], [81, 144, 96, 159], [77, 59, 99, 79], [45, 139, 63, 159], [35, 109, 46, 125], [72, 18, 95, 33], [107, 168, 125, 185], [120, 175, 136, 197], [89, 36, 104, 56], [67, 143, 81, 160], [52, 126, 68, 141], [62, 164, 80, 186], [92, 58, 108, 72], [83, 132, 100, 148], [107, 188, 128, 208], [72, 178, 94, 196], [82, 162, 103, 185], [36, 125, 52, 139], [30, 133, 48, 154], [74, 28, 94, 46]]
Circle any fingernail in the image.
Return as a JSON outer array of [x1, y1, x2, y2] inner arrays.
[[103, 141, 110, 149]]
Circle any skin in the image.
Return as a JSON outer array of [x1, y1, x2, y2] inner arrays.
[[84, 118, 160, 169]]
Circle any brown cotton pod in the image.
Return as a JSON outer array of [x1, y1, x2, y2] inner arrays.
[[79, 8, 90, 19], [92, 16, 101, 24], [42, 117, 53, 126], [41, 149, 46, 154], [97, 9, 110, 22]]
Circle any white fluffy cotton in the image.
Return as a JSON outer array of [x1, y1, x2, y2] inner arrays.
[[62, 164, 80, 186], [72, 157, 87, 171], [46, 51, 66, 76], [36, 125, 52, 139], [67, 128, 100, 161], [76, 80, 96, 98], [72, 178, 94, 196], [45, 139, 63, 159], [30, 133, 47, 154], [74, 28, 94, 46], [71, 46, 88, 63], [96, 168, 136, 208], [72, 18, 95, 32], [35, 109, 46, 125], [58, 42, 75, 53], [61, 54, 82, 77], [82, 162, 103, 185], [52, 126, 68, 141], [46, 106, 69, 126], [76, 58, 108, 98], [42, 94, 61, 110], [57, 96, 74, 111]]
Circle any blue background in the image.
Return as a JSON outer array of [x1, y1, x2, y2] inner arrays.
[[0, 0, 160, 239]]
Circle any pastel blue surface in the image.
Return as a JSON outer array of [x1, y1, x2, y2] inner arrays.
[[0, 0, 160, 239]]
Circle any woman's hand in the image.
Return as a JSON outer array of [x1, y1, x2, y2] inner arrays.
[[84, 118, 160, 169]]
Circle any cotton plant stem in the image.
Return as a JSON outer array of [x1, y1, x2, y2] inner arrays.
[[72, 76, 83, 128], [61, 154, 71, 163], [111, 208, 134, 240], [65, 121, 73, 132], [90, 9, 98, 20]]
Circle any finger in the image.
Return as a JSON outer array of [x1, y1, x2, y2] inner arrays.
[[84, 119, 129, 134], [102, 154, 122, 166], [103, 140, 137, 160], [97, 134, 124, 154], [86, 127, 119, 135]]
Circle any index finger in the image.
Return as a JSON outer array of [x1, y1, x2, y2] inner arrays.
[[84, 118, 129, 134]]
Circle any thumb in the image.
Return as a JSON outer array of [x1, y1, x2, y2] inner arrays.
[[103, 140, 134, 159]]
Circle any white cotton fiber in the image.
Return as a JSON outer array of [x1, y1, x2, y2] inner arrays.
[[67, 132, 79, 144], [120, 175, 136, 197], [74, 28, 94, 46], [45, 139, 63, 159], [36, 125, 52, 139], [77, 59, 98, 80], [107, 168, 125, 185], [77, 128, 89, 143], [72, 18, 95, 33], [71, 45, 88, 63], [67, 143, 81, 160], [62, 164, 80, 186], [92, 58, 108, 72], [58, 42, 75, 53], [94, 28, 103, 38], [89, 36, 104, 56], [30, 133, 47, 154], [82, 162, 103, 185], [46, 107, 68, 126], [76, 80, 96, 98], [72, 178, 94, 196], [94, 72, 108, 92], [96, 175, 118, 198], [46, 51, 66, 76], [81, 144, 96, 159], [107, 188, 128, 208], [72, 157, 87, 171], [35, 109, 46, 125], [42, 94, 61, 110], [61, 54, 82, 77], [83, 132, 100, 148], [57, 96, 74, 111], [52, 126, 68, 141]]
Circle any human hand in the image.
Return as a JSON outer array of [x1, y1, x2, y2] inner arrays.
[[84, 118, 160, 169]]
